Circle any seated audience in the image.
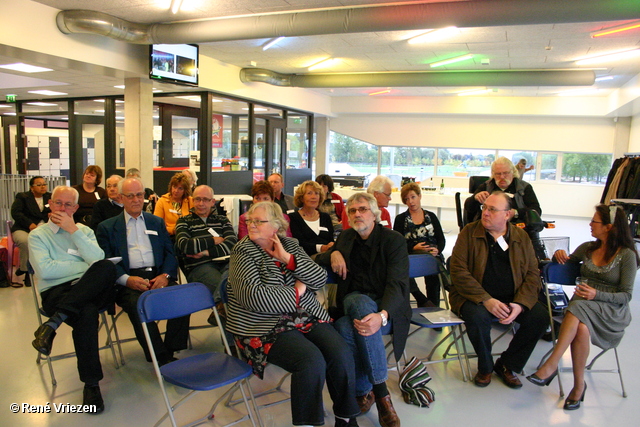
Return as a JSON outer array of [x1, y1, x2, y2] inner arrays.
[[316, 174, 345, 233], [175, 185, 237, 300], [393, 182, 445, 307], [97, 177, 189, 366], [29, 185, 117, 413], [528, 205, 638, 410], [73, 165, 107, 226], [317, 192, 409, 427], [288, 180, 334, 258], [226, 201, 359, 427], [237, 180, 292, 239], [11, 175, 51, 286], [342, 175, 393, 229], [268, 172, 296, 214], [450, 191, 548, 389], [90, 174, 123, 230], [125, 168, 157, 213], [153, 172, 193, 238]]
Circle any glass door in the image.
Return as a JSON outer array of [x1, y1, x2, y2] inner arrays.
[[160, 105, 199, 168]]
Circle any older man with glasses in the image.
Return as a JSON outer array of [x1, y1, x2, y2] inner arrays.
[[450, 191, 548, 389], [342, 175, 394, 230], [317, 192, 410, 427]]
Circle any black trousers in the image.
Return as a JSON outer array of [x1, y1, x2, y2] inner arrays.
[[267, 323, 359, 426], [460, 300, 549, 374], [116, 282, 190, 364], [40, 260, 117, 384]]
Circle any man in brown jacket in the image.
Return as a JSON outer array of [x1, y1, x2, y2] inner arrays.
[[450, 191, 548, 389]]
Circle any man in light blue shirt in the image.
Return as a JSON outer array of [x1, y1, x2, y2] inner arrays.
[[29, 185, 117, 414]]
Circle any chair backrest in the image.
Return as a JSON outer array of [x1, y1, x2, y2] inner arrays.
[[219, 276, 229, 304], [468, 176, 490, 193], [454, 192, 464, 231], [543, 262, 581, 286], [138, 282, 214, 323], [408, 254, 440, 279]]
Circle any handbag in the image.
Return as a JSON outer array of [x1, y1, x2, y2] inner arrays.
[[399, 356, 435, 408]]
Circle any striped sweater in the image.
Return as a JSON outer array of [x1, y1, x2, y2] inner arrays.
[[226, 236, 329, 337]]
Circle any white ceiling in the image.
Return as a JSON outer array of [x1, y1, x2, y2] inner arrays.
[[1, 0, 639, 103]]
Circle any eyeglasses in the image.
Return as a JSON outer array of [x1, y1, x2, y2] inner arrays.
[[590, 220, 603, 224], [481, 205, 509, 214], [32, 183, 47, 187], [52, 200, 75, 209], [194, 197, 213, 203], [493, 171, 513, 178], [347, 206, 371, 215], [122, 192, 145, 200], [377, 191, 392, 198], [246, 219, 270, 226], [106, 184, 118, 188]]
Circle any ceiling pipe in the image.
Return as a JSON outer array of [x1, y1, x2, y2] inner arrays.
[[56, 0, 640, 45], [240, 68, 596, 87]]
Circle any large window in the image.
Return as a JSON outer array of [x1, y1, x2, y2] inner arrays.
[[437, 148, 494, 177], [329, 132, 378, 182], [498, 150, 537, 181], [561, 153, 611, 184], [380, 146, 435, 186]]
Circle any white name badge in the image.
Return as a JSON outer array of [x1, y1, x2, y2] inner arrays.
[[169, 209, 180, 214], [145, 230, 158, 236], [45, 204, 50, 208], [380, 220, 389, 226], [208, 228, 220, 237], [497, 235, 509, 251], [144, 199, 149, 203], [286, 209, 295, 214], [331, 199, 340, 204], [319, 226, 329, 232], [94, 192, 100, 200], [67, 248, 80, 256]]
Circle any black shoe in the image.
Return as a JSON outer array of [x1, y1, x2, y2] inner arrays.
[[83, 384, 104, 414], [159, 356, 179, 366], [335, 417, 359, 427], [563, 383, 587, 410], [15, 269, 27, 276], [24, 274, 32, 287], [32, 324, 56, 356], [526, 369, 558, 387]]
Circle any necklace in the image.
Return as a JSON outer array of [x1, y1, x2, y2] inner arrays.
[[301, 209, 318, 220]]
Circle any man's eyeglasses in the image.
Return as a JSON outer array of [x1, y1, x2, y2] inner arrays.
[[122, 192, 145, 200], [52, 200, 75, 209], [194, 197, 213, 203], [32, 183, 47, 187], [377, 191, 392, 198], [246, 219, 270, 226], [347, 206, 371, 215], [493, 171, 512, 178], [481, 205, 509, 214]]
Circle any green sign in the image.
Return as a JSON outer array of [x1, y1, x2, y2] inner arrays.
[[6, 94, 16, 103]]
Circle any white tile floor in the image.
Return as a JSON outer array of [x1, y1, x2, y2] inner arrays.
[[2, 215, 639, 427]]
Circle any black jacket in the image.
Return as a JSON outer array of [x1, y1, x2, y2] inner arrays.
[[10, 191, 51, 233]]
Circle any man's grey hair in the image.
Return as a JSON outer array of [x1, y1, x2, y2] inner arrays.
[[118, 177, 144, 194], [346, 192, 381, 223], [367, 175, 394, 194], [107, 174, 123, 184], [125, 168, 141, 178], [51, 185, 79, 204], [491, 157, 518, 178], [247, 201, 289, 238], [194, 185, 214, 199]]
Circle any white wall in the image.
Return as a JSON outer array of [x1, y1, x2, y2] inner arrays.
[[629, 115, 640, 153]]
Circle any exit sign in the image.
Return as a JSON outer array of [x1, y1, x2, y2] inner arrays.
[[6, 94, 16, 102]]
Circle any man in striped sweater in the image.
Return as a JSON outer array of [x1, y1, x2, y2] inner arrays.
[[174, 185, 237, 301]]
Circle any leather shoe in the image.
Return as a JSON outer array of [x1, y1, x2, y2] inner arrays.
[[563, 383, 587, 410], [356, 390, 375, 414], [83, 384, 104, 414], [526, 369, 558, 387], [335, 417, 359, 427], [473, 371, 492, 387], [375, 395, 400, 427], [32, 324, 56, 356], [493, 358, 522, 389]]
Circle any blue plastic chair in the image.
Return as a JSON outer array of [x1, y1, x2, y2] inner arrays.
[[137, 282, 262, 427]]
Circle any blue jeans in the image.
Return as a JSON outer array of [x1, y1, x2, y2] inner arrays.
[[334, 292, 392, 396]]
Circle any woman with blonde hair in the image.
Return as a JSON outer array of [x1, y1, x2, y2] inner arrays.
[[154, 172, 194, 237]]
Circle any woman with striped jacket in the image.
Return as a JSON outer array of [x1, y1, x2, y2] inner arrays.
[[226, 201, 359, 427]]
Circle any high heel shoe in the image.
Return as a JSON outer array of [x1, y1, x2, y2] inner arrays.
[[526, 369, 558, 387], [563, 383, 587, 410]]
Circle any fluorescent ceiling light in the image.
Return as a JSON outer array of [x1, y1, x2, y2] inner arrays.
[[595, 76, 615, 82], [263, 37, 285, 51], [28, 90, 67, 96], [176, 96, 201, 102], [114, 85, 125, 89], [592, 21, 640, 38], [457, 88, 492, 96], [242, 107, 268, 111], [0, 63, 52, 73], [369, 89, 391, 96], [308, 58, 339, 71], [210, 98, 223, 103], [3, 112, 16, 115], [408, 27, 458, 44], [26, 102, 58, 106], [170, 0, 183, 14], [558, 88, 599, 96], [574, 48, 640, 65], [0, 105, 13, 108], [152, 88, 163, 93], [429, 54, 474, 68]]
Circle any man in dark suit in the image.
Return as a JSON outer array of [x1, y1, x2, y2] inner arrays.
[[96, 177, 188, 365], [11, 176, 51, 286], [90, 175, 124, 230]]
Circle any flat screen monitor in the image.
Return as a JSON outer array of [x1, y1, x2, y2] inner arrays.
[[149, 43, 199, 86]]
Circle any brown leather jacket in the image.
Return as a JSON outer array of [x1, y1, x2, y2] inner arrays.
[[449, 220, 541, 315]]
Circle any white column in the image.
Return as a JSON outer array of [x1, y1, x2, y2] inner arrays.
[[124, 77, 154, 188], [315, 117, 330, 174]]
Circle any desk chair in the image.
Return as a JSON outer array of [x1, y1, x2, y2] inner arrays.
[[28, 263, 124, 386], [138, 282, 262, 427], [541, 262, 627, 398], [4, 220, 23, 287]]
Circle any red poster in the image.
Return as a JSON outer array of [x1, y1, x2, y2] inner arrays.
[[212, 114, 223, 148]]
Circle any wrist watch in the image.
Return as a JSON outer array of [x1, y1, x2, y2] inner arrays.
[[379, 311, 388, 327], [164, 273, 171, 280]]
